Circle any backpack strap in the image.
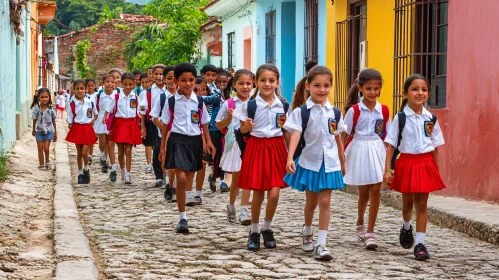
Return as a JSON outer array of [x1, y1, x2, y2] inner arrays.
[[167, 96, 175, 131], [247, 99, 257, 120], [146, 88, 152, 122], [431, 114, 437, 124], [159, 93, 167, 117], [283, 101, 290, 114], [197, 95, 204, 132], [381, 105, 390, 140], [396, 112, 406, 149], [345, 104, 360, 148], [332, 107, 341, 125], [70, 100, 76, 123], [227, 98, 236, 110], [113, 91, 120, 114], [300, 104, 311, 136], [96, 92, 101, 111]]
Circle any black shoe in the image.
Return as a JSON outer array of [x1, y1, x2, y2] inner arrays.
[[194, 196, 202, 205], [208, 174, 216, 192], [101, 164, 108, 173], [88, 155, 93, 164], [399, 225, 415, 249], [83, 169, 90, 184], [171, 188, 177, 202], [247, 231, 261, 251], [261, 229, 276, 249], [414, 243, 430, 260], [176, 219, 189, 234], [219, 181, 229, 193], [109, 170, 117, 182], [154, 179, 164, 188], [100, 159, 106, 167], [164, 184, 173, 202], [77, 174, 85, 184]]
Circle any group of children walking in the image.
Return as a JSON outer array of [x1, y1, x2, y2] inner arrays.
[[30, 61, 446, 262]]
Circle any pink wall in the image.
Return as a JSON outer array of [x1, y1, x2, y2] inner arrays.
[[243, 25, 252, 70], [433, 0, 499, 203]]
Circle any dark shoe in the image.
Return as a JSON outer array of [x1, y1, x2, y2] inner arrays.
[[399, 225, 415, 249], [77, 174, 85, 184], [176, 219, 189, 234], [154, 179, 164, 188], [88, 155, 93, 164], [414, 243, 430, 260], [101, 164, 108, 173], [164, 184, 173, 202], [83, 169, 90, 184], [261, 229, 276, 249], [220, 181, 229, 193], [208, 174, 216, 192], [194, 196, 202, 205], [171, 188, 177, 202], [109, 170, 117, 182], [100, 159, 106, 167], [247, 231, 260, 251]]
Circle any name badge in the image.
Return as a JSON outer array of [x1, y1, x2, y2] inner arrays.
[[328, 118, 337, 135], [275, 113, 286, 128], [130, 99, 137, 109], [424, 121, 434, 137], [86, 108, 93, 118], [374, 119, 384, 137], [191, 110, 200, 124]]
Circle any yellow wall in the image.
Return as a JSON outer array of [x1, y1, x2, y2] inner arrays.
[[325, 0, 347, 104], [30, 2, 40, 95]]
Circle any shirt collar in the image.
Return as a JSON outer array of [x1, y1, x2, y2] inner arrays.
[[120, 91, 136, 99], [175, 92, 199, 103], [305, 98, 333, 109], [403, 105, 432, 117], [256, 92, 283, 107], [359, 101, 382, 113]]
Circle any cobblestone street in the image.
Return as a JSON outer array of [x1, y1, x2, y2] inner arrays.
[[69, 146, 499, 280]]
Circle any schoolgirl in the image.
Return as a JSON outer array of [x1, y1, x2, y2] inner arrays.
[[384, 74, 446, 260], [233, 64, 290, 251], [132, 70, 143, 96], [140, 73, 152, 92], [109, 69, 122, 89], [86, 78, 98, 163], [102, 73, 142, 184], [31, 87, 57, 170], [341, 69, 391, 249], [215, 69, 254, 225], [284, 66, 346, 260], [66, 79, 98, 184], [159, 63, 215, 234], [94, 74, 118, 180], [55, 92, 66, 119]]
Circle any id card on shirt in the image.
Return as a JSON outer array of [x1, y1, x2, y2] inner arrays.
[[374, 119, 384, 137], [275, 113, 286, 128], [328, 118, 337, 135], [424, 121, 434, 137], [191, 110, 200, 124], [130, 99, 137, 109]]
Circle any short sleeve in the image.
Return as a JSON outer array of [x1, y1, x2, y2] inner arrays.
[[431, 120, 445, 148], [51, 108, 57, 119], [92, 102, 99, 116], [150, 97, 161, 119], [344, 107, 354, 135], [105, 97, 116, 113], [138, 90, 147, 114], [31, 106, 39, 119], [215, 102, 229, 123], [233, 100, 248, 121], [160, 103, 171, 125], [200, 103, 211, 125], [283, 107, 303, 133], [384, 114, 399, 147], [335, 113, 347, 135]]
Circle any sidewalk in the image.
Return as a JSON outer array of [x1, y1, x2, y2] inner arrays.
[[343, 186, 499, 246]]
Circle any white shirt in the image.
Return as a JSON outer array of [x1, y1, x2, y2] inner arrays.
[[233, 93, 287, 138], [105, 91, 139, 119], [215, 96, 244, 130], [284, 98, 346, 172], [150, 90, 174, 119], [385, 106, 445, 154], [344, 101, 391, 137], [67, 97, 98, 125], [56, 95, 66, 108], [96, 92, 115, 116], [87, 93, 97, 105], [139, 84, 167, 116], [160, 93, 210, 136]]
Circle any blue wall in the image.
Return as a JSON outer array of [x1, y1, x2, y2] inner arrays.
[[280, 2, 296, 102]]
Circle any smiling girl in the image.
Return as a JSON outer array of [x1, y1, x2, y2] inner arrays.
[[31, 88, 57, 170]]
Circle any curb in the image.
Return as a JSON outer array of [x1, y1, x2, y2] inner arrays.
[[54, 123, 98, 280], [343, 185, 499, 246]]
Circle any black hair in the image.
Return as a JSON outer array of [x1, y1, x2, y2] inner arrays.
[[85, 79, 97, 92], [344, 68, 383, 113], [292, 77, 307, 110], [109, 69, 121, 75], [227, 67, 235, 72], [201, 64, 217, 75], [217, 71, 231, 79], [152, 64, 166, 73], [140, 73, 149, 80], [162, 66, 175, 77], [147, 66, 153, 70], [174, 63, 197, 79], [250, 64, 285, 102], [305, 60, 318, 74], [195, 76, 205, 85], [222, 77, 233, 100], [216, 67, 224, 74], [102, 74, 115, 82], [121, 72, 135, 82], [399, 74, 430, 111], [133, 70, 143, 76], [73, 79, 86, 88], [31, 87, 52, 109]]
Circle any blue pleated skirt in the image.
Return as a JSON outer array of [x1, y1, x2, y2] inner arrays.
[[284, 157, 345, 193]]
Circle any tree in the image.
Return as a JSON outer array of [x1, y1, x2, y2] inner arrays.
[[124, 0, 209, 70]]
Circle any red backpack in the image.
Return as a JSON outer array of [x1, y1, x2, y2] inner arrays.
[[345, 104, 389, 148]]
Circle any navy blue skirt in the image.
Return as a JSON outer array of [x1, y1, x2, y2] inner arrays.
[[165, 132, 203, 172]]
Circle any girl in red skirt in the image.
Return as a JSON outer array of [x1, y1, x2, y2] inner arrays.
[[66, 79, 98, 184], [102, 73, 142, 184], [384, 74, 446, 261], [233, 64, 290, 252]]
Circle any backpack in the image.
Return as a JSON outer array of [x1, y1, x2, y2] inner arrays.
[[70, 99, 94, 124], [235, 99, 290, 157], [345, 103, 389, 148], [167, 95, 204, 132], [390, 112, 437, 174], [220, 98, 236, 135], [292, 105, 342, 160]]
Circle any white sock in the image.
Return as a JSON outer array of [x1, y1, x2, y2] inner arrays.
[[122, 168, 127, 174], [196, 190, 202, 197], [317, 230, 328, 246], [111, 164, 117, 171], [251, 223, 260, 233], [263, 218, 272, 231], [83, 164, 89, 170], [186, 191, 192, 198], [229, 204, 236, 212], [78, 169, 83, 175], [403, 219, 412, 230], [179, 212, 187, 220], [415, 232, 425, 245], [240, 205, 248, 212], [100, 152, 106, 161], [304, 225, 313, 235]]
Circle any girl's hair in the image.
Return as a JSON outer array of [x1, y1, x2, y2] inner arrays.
[[102, 74, 115, 82], [399, 74, 430, 112], [228, 69, 254, 100], [291, 77, 307, 110], [109, 69, 121, 75], [85, 78, 96, 85], [31, 87, 52, 109], [344, 68, 382, 113], [195, 76, 205, 85], [222, 77, 233, 100], [73, 79, 86, 88], [251, 64, 285, 102], [121, 72, 135, 82], [140, 73, 148, 80]]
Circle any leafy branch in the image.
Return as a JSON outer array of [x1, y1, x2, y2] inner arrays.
[[75, 39, 91, 78]]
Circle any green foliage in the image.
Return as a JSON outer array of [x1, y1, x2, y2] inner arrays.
[[90, 26, 98, 34], [75, 39, 92, 78], [124, 0, 209, 70], [100, 6, 124, 21], [0, 152, 9, 183], [114, 23, 131, 31], [69, 20, 82, 31]]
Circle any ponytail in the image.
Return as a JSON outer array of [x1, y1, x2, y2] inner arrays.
[[292, 76, 308, 110], [399, 98, 408, 112], [30, 91, 40, 109], [222, 77, 233, 100], [344, 83, 360, 114]]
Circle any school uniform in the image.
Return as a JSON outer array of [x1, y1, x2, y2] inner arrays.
[[160, 93, 210, 172], [105, 91, 142, 145], [215, 96, 244, 172], [343, 102, 391, 185], [139, 84, 166, 146], [65, 97, 98, 145], [93, 91, 116, 135], [204, 94, 226, 178], [385, 106, 446, 193], [149, 89, 174, 180], [283, 99, 346, 192], [233, 93, 288, 191]]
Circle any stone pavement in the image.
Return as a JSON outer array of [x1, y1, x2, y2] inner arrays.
[[67, 145, 499, 279]]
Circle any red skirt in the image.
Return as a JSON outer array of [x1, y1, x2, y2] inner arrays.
[[65, 123, 96, 145], [109, 118, 142, 145], [237, 136, 288, 191], [391, 153, 446, 193]]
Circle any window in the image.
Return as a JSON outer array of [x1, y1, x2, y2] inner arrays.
[[394, 0, 448, 111], [304, 0, 318, 65], [265, 10, 276, 64], [227, 32, 235, 68]]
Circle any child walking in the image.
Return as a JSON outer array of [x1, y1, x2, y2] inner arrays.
[[216, 69, 254, 225], [31, 88, 57, 170], [55, 91, 66, 120], [86, 78, 98, 164], [284, 66, 346, 260], [341, 69, 391, 249], [66, 80, 98, 184], [384, 74, 446, 260], [103, 73, 142, 184], [233, 64, 290, 251], [159, 63, 215, 234]]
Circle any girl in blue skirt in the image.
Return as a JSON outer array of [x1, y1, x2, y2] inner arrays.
[[284, 66, 346, 261]]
